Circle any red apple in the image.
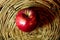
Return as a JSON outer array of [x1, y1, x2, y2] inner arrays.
[[15, 8, 37, 32]]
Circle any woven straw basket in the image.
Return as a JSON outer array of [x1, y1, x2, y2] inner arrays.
[[0, 0, 60, 40]]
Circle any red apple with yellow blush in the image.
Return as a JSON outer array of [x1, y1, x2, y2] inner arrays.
[[15, 8, 37, 32]]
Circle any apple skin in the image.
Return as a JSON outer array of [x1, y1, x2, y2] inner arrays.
[[15, 8, 37, 32]]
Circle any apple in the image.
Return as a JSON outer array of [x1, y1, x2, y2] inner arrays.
[[15, 8, 37, 32]]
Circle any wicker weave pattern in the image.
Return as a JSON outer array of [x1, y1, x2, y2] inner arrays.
[[0, 0, 60, 40]]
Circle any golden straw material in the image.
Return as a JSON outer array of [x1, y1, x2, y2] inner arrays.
[[0, 0, 60, 40]]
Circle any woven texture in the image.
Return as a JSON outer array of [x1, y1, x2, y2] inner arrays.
[[0, 0, 60, 40]]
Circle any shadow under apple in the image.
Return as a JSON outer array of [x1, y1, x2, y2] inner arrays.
[[29, 6, 56, 28]]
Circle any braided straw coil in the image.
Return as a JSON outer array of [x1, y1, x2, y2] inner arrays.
[[0, 0, 60, 40]]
